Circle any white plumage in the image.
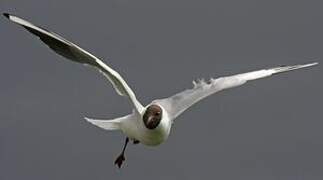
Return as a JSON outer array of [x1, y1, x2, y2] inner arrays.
[[4, 13, 318, 168]]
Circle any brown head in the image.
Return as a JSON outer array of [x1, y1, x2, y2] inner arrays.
[[143, 105, 163, 129]]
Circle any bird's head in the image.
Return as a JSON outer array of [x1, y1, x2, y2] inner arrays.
[[143, 104, 163, 129]]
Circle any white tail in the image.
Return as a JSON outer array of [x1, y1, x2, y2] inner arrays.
[[84, 113, 135, 131], [85, 117, 121, 130]]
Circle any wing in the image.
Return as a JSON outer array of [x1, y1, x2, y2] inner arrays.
[[4, 13, 144, 113], [154, 62, 318, 120]]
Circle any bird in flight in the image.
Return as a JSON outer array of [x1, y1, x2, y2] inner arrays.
[[3, 13, 318, 168]]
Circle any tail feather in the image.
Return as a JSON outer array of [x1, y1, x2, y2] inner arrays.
[[85, 117, 121, 130], [84, 113, 135, 131]]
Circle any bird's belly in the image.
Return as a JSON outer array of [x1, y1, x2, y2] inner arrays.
[[120, 111, 172, 146], [123, 122, 171, 146], [139, 129, 169, 146], [140, 116, 172, 146]]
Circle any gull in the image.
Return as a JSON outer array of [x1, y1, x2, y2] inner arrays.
[[3, 13, 318, 168]]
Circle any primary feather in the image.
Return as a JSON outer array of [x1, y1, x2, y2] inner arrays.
[[3, 13, 144, 113], [154, 62, 318, 120]]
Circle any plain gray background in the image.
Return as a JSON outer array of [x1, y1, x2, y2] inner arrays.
[[0, 0, 322, 179]]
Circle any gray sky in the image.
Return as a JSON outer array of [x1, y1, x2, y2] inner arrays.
[[0, 0, 322, 179]]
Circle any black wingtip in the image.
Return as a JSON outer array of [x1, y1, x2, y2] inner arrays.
[[3, 13, 10, 19]]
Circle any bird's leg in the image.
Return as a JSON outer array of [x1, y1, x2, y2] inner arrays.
[[114, 137, 129, 168], [133, 139, 140, 144]]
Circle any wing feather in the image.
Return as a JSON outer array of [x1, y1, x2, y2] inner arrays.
[[154, 62, 318, 120], [4, 13, 143, 113]]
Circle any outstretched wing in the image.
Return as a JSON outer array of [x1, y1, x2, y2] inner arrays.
[[154, 62, 318, 121], [4, 13, 144, 113]]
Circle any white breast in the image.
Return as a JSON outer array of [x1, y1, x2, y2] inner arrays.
[[120, 105, 172, 146]]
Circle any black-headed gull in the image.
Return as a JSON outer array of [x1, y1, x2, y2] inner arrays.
[[4, 13, 318, 168]]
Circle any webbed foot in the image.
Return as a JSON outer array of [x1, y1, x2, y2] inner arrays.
[[114, 154, 125, 168]]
